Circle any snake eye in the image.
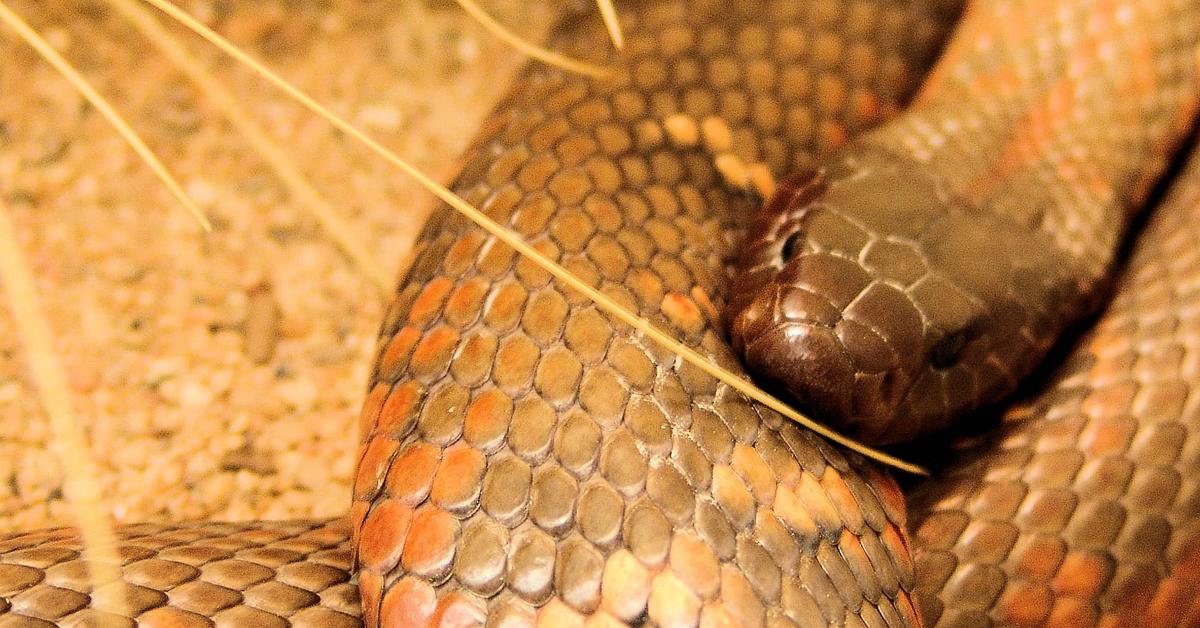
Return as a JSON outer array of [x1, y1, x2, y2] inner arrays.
[[931, 332, 967, 369], [781, 231, 804, 261]]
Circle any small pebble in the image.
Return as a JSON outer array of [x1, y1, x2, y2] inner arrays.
[[243, 282, 281, 365], [1, 0, 555, 530], [220, 442, 277, 475]]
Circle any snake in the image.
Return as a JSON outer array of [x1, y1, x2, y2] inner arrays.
[[726, 0, 1200, 446], [3, 0, 1200, 627]]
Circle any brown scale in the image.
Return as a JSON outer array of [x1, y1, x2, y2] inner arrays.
[[351, 0, 963, 625], [10, 0, 1196, 627], [906, 145, 1200, 625], [0, 519, 358, 626], [0, 0, 964, 625], [727, 0, 1200, 445]]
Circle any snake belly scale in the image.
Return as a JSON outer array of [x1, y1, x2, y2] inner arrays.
[[3, 0, 1200, 627]]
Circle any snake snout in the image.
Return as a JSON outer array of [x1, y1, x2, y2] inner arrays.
[[727, 149, 1011, 444], [727, 168, 932, 442], [728, 253, 930, 443]]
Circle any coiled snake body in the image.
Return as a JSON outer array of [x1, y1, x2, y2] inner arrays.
[[3, 1, 1200, 627]]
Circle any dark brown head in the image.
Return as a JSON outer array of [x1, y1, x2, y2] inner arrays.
[[727, 148, 1079, 444]]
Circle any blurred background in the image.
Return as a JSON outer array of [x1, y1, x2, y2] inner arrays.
[[0, 0, 556, 530]]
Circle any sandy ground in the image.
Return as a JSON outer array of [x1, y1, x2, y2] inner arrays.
[[0, 0, 556, 530]]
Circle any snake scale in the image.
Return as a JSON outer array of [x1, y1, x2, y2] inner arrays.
[[3, 0, 1200, 626]]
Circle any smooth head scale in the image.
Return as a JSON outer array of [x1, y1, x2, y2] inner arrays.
[[728, 143, 1083, 444]]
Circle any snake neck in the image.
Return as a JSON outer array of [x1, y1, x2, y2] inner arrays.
[[727, 0, 1200, 444]]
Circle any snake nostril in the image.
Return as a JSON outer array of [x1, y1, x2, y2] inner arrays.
[[781, 231, 804, 261], [931, 332, 967, 369]]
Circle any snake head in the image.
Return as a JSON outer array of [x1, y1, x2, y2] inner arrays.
[[727, 146, 1078, 444]]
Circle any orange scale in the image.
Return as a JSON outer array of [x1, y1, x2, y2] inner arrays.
[[536, 598, 587, 628], [352, 438, 400, 501], [358, 570, 384, 628], [444, 278, 489, 328], [600, 550, 652, 621], [772, 484, 819, 542], [1051, 551, 1114, 598], [429, 590, 487, 628], [429, 443, 487, 515], [661, 292, 705, 337], [400, 506, 461, 578], [409, 327, 461, 378], [1011, 534, 1067, 582], [996, 579, 1053, 627], [648, 571, 702, 626], [820, 467, 866, 534], [357, 383, 390, 440], [375, 381, 424, 440], [463, 390, 515, 451], [1045, 596, 1099, 627], [407, 278, 455, 327], [717, 564, 765, 627], [356, 499, 413, 573], [383, 442, 441, 506], [879, 523, 915, 582], [669, 533, 721, 599], [378, 576, 436, 627], [377, 326, 422, 381]]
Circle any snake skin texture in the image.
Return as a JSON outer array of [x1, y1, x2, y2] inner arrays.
[[0, 1, 964, 625], [907, 142, 1200, 627], [350, 1, 961, 625], [0, 518, 357, 626], [4, 1, 1200, 627], [727, 0, 1200, 444]]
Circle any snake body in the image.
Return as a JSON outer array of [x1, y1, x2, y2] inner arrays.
[[3, 1, 1200, 627], [728, 0, 1200, 444]]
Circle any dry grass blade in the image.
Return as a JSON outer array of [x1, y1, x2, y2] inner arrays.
[[0, 200, 127, 623], [595, 0, 624, 49], [453, 0, 612, 78], [105, 0, 393, 295], [140, 0, 925, 474], [0, 1, 209, 232]]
